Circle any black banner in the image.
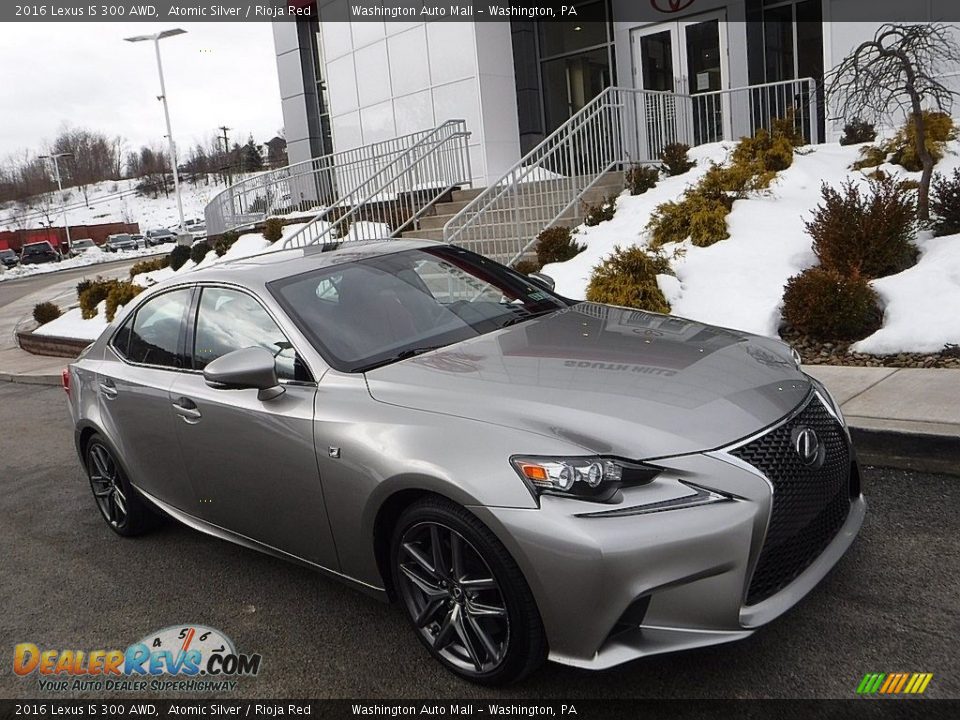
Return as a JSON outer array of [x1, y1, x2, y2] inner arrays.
[[0, 699, 953, 720], [3, 1, 960, 23]]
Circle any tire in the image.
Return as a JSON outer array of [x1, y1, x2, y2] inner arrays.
[[391, 497, 546, 685], [84, 434, 156, 537]]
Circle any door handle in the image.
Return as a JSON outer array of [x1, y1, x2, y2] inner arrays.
[[98, 380, 118, 400], [171, 398, 202, 422]]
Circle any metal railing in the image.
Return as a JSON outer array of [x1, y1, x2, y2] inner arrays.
[[444, 78, 819, 266], [204, 122, 470, 237], [280, 120, 471, 250]]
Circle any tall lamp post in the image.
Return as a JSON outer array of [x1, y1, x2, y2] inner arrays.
[[38, 152, 73, 253], [124, 28, 188, 243]]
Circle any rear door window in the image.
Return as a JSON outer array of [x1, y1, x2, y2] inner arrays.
[[113, 289, 191, 368]]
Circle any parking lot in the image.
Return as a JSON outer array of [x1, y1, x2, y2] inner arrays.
[[1, 380, 957, 700]]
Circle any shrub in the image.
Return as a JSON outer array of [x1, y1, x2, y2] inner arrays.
[[512, 259, 540, 275], [586, 245, 672, 313], [649, 193, 730, 248], [105, 282, 144, 322], [771, 108, 807, 148], [931, 168, 960, 237], [535, 226, 585, 266], [263, 217, 284, 243], [839, 118, 878, 146], [76, 279, 92, 297], [806, 175, 918, 278], [214, 230, 240, 257], [129, 256, 169, 278], [33, 301, 61, 325], [583, 196, 617, 227], [660, 143, 696, 176], [190, 242, 211, 265], [625, 164, 659, 195], [732, 128, 795, 174], [168, 244, 190, 271], [851, 145, 887, 171], [781, 267, 882, 342], [887, 111, 956, 172], [79, 278, 118, 319]]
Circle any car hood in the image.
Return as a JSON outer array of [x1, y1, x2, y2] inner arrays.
[[365, 303, 811, 458]]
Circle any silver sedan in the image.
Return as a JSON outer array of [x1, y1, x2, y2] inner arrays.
[[65, 239, 864, 684]]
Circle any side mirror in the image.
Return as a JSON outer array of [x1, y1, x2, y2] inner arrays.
[[528, 272, 556, 292], [203, 346, 285, 401]]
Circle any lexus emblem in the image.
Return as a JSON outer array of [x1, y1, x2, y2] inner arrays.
[[791, 427, 823, 467]]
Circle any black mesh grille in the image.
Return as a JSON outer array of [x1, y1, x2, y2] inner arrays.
[[731, 396, 851, 605]]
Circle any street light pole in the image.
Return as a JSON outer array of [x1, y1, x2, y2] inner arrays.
[[125, 28, 188, 241], [39, 152, 73, 253]]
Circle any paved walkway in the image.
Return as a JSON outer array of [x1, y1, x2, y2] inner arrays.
[[0, 261, 134, 383]]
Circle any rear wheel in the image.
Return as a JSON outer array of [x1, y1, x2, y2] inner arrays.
[[391, 497, 546, 684], [85, 434, 155, 537]]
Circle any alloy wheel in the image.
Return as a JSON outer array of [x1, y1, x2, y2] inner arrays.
[[87, 443, 128, 530], [396, 521, 510, 675]]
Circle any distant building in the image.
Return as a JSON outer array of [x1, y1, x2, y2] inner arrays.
[[264, 136, 289, 169]]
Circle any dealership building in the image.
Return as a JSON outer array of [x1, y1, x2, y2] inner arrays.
[[273, 1, 959, 185]]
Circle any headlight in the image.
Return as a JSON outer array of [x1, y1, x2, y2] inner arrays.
[[510, 455, 658, 502], [791, 346, 803, 369]]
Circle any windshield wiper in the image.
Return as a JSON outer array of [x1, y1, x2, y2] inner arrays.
[[354, 345, 447, 373], [499, 308, 559, 329]]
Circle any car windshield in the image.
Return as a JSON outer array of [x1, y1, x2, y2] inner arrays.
[[111, 235, 132, 243], [73, 240, 94, 248], [269, 246, 568, 373], [23, 243, 51, 254], [0, 249, 14, 257]]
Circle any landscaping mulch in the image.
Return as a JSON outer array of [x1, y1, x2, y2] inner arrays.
[[781, 329, 960, 369]]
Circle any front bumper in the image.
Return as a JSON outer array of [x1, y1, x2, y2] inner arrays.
[[471, 450, 864, 670]]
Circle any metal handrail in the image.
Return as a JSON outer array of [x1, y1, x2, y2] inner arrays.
[[281, 120, 471, 249], [443, 78, 819, 266], [203, 123, 467, 236]]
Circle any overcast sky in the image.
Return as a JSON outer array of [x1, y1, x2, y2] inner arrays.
[[0, 22, 283, 160]]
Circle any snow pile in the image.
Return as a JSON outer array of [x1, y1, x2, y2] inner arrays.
[[543, 137, 960, 354], [34, 300, 110, 340]]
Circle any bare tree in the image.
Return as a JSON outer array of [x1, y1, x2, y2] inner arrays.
[[826, 23, 960, 220]]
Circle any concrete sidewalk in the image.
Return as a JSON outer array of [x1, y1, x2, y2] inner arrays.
[[0, 265, 132, 384]]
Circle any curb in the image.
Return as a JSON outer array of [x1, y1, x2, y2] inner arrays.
[[850, 426, 960, 477], [0, 372, 61, 386]]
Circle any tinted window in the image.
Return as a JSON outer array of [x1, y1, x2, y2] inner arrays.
[[269, 247, 567, 372], [192, 287, 306, 382], [113, 289, 190, 368]]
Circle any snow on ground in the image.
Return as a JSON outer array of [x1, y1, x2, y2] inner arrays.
[[544, 136, 960, 354], [0, 244, 168, 283], [35, 300, 110, 340]]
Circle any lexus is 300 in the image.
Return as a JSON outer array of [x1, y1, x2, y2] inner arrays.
[[65, 239, 864, 684]]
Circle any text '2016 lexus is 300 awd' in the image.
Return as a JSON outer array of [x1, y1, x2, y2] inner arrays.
[[65, 239, 864, 684]]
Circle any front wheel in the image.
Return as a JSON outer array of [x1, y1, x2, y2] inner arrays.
[[391, 498, 546, 685]]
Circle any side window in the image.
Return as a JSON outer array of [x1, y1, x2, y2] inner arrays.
[[113, 289, 191, 368], [193, 287, 308, 382]]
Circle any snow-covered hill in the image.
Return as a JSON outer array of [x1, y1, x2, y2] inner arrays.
[[544, 137, 960, 355]]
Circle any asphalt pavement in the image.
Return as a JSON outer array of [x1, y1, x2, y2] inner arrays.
[[0, 382, 957, 700]]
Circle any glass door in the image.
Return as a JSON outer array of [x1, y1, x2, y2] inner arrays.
[[631, 13, 728, 157]]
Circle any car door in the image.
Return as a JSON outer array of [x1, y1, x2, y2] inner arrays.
[[98, 287, 199, 512], [168, 284, 339, 570]]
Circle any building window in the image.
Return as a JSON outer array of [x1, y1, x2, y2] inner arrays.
[[297, 10, 333, 159], [512, 1, 615, 154]]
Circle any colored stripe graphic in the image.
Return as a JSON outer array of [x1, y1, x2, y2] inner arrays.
[[857, 673, 933, 695]]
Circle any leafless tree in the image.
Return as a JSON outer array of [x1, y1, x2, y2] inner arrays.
[[826, 23, 960, 220]]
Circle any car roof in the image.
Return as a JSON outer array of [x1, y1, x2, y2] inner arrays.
[[183, 238, 446, 288]]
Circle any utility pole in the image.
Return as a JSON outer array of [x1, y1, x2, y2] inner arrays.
[[218, 126, 232, 186], [38, 152, 73, 254]]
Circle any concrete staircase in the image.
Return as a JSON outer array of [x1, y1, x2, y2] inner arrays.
[[401, 171, 625, 258]]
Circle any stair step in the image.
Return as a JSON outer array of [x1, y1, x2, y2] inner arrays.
[[450, 187, 487, 202], [418, 206, 581, 230], [433, 182, 621, 216]]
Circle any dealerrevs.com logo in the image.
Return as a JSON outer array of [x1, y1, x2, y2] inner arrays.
[[14, 625, 262, 693]]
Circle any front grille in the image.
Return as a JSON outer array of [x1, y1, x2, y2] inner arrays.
[[731, 395, 851, 605]]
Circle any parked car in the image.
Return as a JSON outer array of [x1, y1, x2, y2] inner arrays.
[[186, 222, 207, 241], [19, 241, 62, 265], [103, 234, 139, 252], [131, 233, 146, 246], [0, 248, 18, 268], [144, 229, 177, 247], [65, 239, 863, 685], [67, 239, 98, 256]]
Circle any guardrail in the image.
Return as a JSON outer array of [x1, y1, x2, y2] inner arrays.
[[443, 78, 819, 266], [203, 123, 470, 237], [280, 120, 471, 250]]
